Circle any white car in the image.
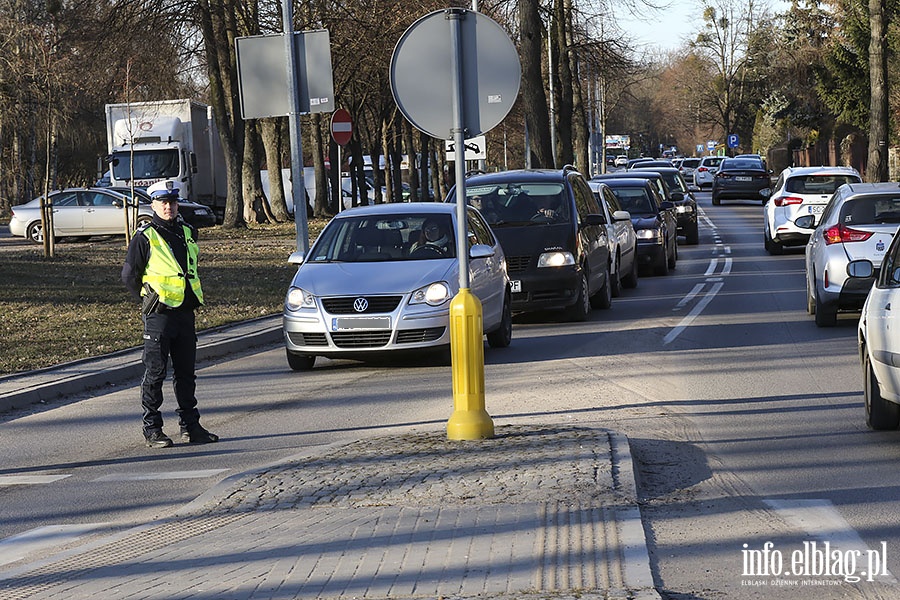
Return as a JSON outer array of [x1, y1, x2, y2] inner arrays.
[[764, 166, 861, 254], [798, 182, 900, 327], [854, 233, 900, 429], [8, 188, 153, 243], [282, 202, 511, 370], [693, 156, 724, 188], [588, 180, 639, 294], [614, 155, 628, 168]]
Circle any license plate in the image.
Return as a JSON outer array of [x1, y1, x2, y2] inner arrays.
[[332, 316, 390, 331], [736, 176, 752, 182], [510, 280, 522, 293], [807, 205, 825, 214]]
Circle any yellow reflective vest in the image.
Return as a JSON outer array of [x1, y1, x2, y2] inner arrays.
[[140, 224, 204, 308]]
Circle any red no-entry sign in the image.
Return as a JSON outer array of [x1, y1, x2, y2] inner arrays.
[[330, 108, 353, 146]]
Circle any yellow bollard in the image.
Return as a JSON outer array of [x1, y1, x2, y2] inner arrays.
[[447, 288, 495, 440]]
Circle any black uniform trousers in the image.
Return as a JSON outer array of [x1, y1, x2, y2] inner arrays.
[[140, 306, 201, 435]]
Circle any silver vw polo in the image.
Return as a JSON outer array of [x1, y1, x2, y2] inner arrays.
[[282, 202, 512, 370]]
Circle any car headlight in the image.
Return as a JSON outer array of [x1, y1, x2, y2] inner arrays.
[[636, 228, 662, 242], [285, 286, 315, 311], [410, 281, 452, 306], [537, 251, 575, 268]]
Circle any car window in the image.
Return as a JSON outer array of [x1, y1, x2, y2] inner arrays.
[[308, 214, 456, 262], [51, 192, 80, 207], [840, 196, 900, 226], [463, 182, 570, 226], [467, 208, 495, 247], [682, 158, 700, 168], [879, 235, 900, 287], [602, 187, 622, 213], [571, 175, 601, 221], [786, 175, 860, 195], [609, 187, 656, 215], [89, 192, 117, 207]]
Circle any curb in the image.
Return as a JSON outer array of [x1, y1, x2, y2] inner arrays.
[[0, 315, 283, 414]]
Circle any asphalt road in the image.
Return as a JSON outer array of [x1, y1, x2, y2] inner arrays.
[[2, 191, 899, 598]]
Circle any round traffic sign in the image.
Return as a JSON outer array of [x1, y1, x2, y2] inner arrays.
[[330, 108, 353, 146], [390, 9, 520, 140]]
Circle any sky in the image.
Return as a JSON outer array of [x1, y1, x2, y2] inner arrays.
[[616, 1, 792, 54]]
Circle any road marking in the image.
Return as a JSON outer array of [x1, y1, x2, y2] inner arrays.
[[664, 282, 724, 345], [0, 474, 70, 486], [92, 469, 228, 482], [675, 283, 706, 310], [764, 499, 898, 583], [0, 523, 110, 567]]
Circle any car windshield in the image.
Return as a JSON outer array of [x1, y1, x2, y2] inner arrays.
[[786, 175, 860, 195], [840, 196, 900, 226], [461, 183, 570, 227], [609, 188, 656, 215], [307, 213, 456, 262]]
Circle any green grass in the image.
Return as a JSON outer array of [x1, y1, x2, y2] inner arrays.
[[0, 221, 326, 375]]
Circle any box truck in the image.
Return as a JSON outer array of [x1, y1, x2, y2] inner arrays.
[[104, 99, 226, 219]]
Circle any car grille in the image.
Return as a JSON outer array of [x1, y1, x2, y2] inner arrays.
[[287, 332, 328, 346], [322, 296, 402, 314], [330, 330, 392, 348], [506, 255, 532, 273], [396, 327, 445, 344]]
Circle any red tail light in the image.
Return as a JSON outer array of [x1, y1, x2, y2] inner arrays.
[[823, 224, 873, 245], [697, 167, 709, 172], [774, 195, 804, 207]]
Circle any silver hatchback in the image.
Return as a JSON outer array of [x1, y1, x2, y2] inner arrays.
[[282, 203, 511, 370], [799, 183, 900, 326]]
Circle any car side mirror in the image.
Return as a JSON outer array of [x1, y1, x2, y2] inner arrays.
[[794, 215, 816, 230], [580, 214, 605, 228], [847, 260, 874, 279], [688, 185, 700, 193], [612, 210, 631, 222], [670, 192, 684, 202], [469, 244, 495, 259], [288, 251, 306, 265]]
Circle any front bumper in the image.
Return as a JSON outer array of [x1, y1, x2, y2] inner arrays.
[[508, 266, 581, 312], [283, 295, 451, 358]]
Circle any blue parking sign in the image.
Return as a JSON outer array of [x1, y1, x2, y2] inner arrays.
[[727, 134, 739, 148]]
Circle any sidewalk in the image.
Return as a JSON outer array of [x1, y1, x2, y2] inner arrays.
[[0, 318, 661, 600]]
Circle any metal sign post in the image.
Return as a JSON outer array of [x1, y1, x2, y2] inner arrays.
[[390, 9, 519, 440]]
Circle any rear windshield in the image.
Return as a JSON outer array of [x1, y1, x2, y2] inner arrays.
[[608, 187, 656, 215], [840, 196, 900, 226], [786, 175, 860, 195], [461, 182, 571, 227], [682, 158, 700, 168]]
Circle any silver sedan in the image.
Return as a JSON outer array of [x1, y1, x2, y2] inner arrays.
[[9, 188, 153, 243], [282, 202, 512, 370]]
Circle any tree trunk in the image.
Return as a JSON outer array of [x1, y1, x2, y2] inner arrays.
[[553, 0, 574, 167], [312, 114, 330, 217], [259, 117, 290, 222], [867, 0, 889, 182], [404, 120, 420, 201], [241, 120, 267, 224], [519, 0, 554, 168]]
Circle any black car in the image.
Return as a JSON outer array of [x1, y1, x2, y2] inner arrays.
[[448, 167, 612, 321], [711, 157, 773, 205], [601, 178, 678, 276], [108, 186, 218, 228], [628, 166, 700, 244]]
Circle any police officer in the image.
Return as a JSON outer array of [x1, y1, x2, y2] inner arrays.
[[121, 181, 218, 448]]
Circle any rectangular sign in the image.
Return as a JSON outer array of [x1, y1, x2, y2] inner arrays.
[[445, 135, 487, 161], [235, 30, 334, 119]]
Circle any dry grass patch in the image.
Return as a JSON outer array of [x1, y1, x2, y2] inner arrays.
[[0, 220, 326, 375]]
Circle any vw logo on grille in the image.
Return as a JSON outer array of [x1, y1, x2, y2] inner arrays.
[[353, 297, 369, 313]]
